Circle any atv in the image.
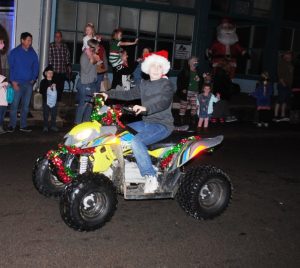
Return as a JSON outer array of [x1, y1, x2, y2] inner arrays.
[[33, 97, 232, 231]]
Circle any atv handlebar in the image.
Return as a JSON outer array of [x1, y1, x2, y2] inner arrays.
[[94, 94, 146, 116], [122, 106, 147, 116], [122, 106, 136, 115]]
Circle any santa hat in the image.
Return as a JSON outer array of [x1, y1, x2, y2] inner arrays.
[[219, 17, 235, 27], [141, 50, 170, 75]]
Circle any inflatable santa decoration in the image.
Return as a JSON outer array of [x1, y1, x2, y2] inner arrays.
[[207, 18, 248, 79]]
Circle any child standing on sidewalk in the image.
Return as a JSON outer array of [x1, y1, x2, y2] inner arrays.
[[0, 74, 8, 134], [40, 65, 58, 132], [251, 71, 273, 127], [197, 83, 220, 131]]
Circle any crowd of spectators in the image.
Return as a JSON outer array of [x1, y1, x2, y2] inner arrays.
[[0, 23, 300, 135]]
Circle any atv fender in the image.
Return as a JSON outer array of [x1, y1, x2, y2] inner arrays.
[[170, 135, 224, 172]]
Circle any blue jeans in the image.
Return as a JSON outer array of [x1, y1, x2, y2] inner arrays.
[[128, 121, 171, 177], [75, 79, 97, 124], [277, 83, 291, 104], [133, 63, 142, 85], [43, 102, 57, 128], [0, 106, 7, 126], [96, 73, 104, 92], [9, 82, 33, 128]]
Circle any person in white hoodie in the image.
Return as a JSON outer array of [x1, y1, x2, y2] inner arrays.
[[0, 74, 8, 134]]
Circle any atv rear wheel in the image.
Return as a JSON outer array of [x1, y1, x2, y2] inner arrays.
[[32, 156, 66, 198], [59, 173, 118, 231], [177, 166, 232, 220]]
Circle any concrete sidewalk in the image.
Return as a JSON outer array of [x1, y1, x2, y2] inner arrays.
[[3, 110, 65, 127], [1, 92, 298, 145], [0, 92, 266, 129]]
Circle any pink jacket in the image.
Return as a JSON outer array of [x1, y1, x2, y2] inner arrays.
[[0, 74, 8, 106]]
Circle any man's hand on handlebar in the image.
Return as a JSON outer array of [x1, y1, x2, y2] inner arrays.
[[93, 93, 146, 115], [132, 105, 146, 115]]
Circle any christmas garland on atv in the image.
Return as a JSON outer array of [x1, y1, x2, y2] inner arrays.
[[46, 145, 95, 183], [46, 96, 125, 184], [160, 136, 201, 170], [90, 96, 125, 128]]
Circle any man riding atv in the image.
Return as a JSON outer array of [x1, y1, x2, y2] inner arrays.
[[101, 50, 175, 194]]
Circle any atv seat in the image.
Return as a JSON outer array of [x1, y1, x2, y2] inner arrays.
[[147, 132, 192, 151], [125, 126, 194, 151]]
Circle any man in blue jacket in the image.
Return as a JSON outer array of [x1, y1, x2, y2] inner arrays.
[[7, 32, 39, 132]]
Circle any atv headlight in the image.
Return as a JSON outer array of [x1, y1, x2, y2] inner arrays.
[[64, 129, 100, 146], [64, 121, 102, 147], [75, 129, 93, 141]]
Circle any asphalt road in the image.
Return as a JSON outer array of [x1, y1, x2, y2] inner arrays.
[[0, 126, 299, 268]]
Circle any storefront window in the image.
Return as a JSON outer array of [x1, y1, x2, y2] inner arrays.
[[77, 2, 99, 32], [158, 12, 176, 39], [140, 10, 158, 38], [56, 0, 194, 69], [235, 25, 268, 75], [177, 14, 194, 41], [253, 0, 271, 17], [56, 0, 76, 30], [120, 7, 139, 36], [98, 5, 119, 35]]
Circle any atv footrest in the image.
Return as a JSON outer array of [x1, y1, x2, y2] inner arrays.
[[124, 191, 173, 200]]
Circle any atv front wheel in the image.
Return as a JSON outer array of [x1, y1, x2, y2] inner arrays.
[[32, 156, 66, 198], [177, 166, 232, 220], [59, 173, 118, 231]]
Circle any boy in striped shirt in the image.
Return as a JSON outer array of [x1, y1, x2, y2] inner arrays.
[[109, 28, 137, 71]]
